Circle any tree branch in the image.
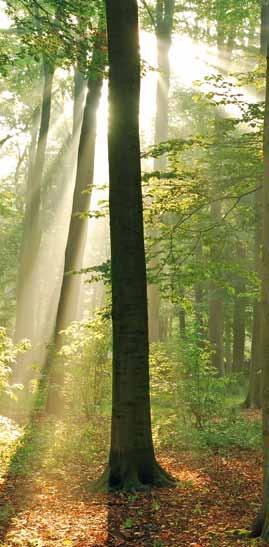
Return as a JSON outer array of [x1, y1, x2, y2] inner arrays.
[[140, 0, 156, 30]]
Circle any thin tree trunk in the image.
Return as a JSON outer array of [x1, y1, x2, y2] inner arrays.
[[72, 67, 87, 138], [232, 291, 246, 373], [13, 61, 54, 387], [245, 302, 262, 408], [207, 25, 235, 376], [208, 109, 224, 375], [246, 187, 263, 407], [261, 47, 269, 543], [194, 240, 205, 346], [232, 243, 246, 372], [97, 0, 174, 491], [208, 296, 224, 374], [208, 201, 224, 374], [15, 60, 54, 344], [46, 65, 104, 414], [224, 317, 233, 373], [179, 307, 186, 339], [148, 0, 175, 342], [232, 292, 246, 372], [255, 3, 269, 538]]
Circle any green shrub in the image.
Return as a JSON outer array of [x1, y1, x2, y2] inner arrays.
[[150, 331, 261, 453], [59, 308, 112, 418], [0, 327, 30, 400]]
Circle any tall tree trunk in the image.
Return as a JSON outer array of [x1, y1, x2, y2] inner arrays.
[[261, 47, 269, 543], [208, 201, 224, 375], [244, 2, 264, 412], [46, 67, 104, 414], [72, 68, 87, 138], [207, 25, 235, 376], [232, 245, 246, 372], [246, 188, 263, 407], [208, 103, 224, 375], [224, 317, 232, 373], [194, 240, 205, 346], [15, 60, 54, 345], [13, 60, 54, 386], [232, 290, 246, 372], [98, 0, 174, 491], [195, 283, 205, 347], [208, 295, 224, 374], [148, 0, 175, 342], [178, 306, 186, 339], [255, 2, 269, 539], [245, 302, 262, 409]]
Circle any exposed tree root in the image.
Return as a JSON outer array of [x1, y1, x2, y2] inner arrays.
[[249, 511, 265, 538], [92, 459, 176, 492]]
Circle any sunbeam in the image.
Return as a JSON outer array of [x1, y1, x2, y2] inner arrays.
[[0, 0, 266, 543]]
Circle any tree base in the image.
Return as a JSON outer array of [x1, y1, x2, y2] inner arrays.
[[92, 459, 176, 492], [262, 522, 269, 541], [242, 397, 261, 410], [249, 511, 265, 539]]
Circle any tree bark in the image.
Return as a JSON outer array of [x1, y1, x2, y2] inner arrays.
[[245, 302, 262, 409], [246, 186, 263, 407], [208, 295, 224, 374], [97, 0, 174, 491], [232, 244, 246, 373], [208, 69, 224, 375], [194, 240, 205, 346], [15, 60, 54, 347], [154, 0, 174, 165], [208, 201, 224, 375], [259, 47, 269, 540], [72, 67, 87, 139], [207, 25, 235, 376], [179, 307, 186, 339], [148, 0, 175, 342], [46, 65, 104, 414], [224, 317, 232, 373], [256, 3, 269, 538], [13, 61, 54, 387], [232, 290, 246, 372]]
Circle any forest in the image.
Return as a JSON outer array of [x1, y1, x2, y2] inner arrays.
[[1, 0, 269, 545]]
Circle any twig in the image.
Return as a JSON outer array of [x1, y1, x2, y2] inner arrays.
[[140, 0, 156, 30], [171, 185, 262, 233]]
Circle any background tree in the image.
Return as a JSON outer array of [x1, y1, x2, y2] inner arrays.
[[46, 11, 106, 414], [256, 0, 269, 540]]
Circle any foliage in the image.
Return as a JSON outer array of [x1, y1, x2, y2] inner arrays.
[[150, 334, 261, 453], [179, 328, 236, 429], [4, 0, 106, 74], [0, 415, 22, 477], [0, 184, 23, 326], [143, 76, 262, 307], [151, 333, 231, 428], [0, 327, 29, 399], [59, 309, 112, 418]]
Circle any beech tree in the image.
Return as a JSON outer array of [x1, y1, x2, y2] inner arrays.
[[253, 0, 269, 539], [15, 58, 54, 349], [147, 0, 175, 342], [98, 0, 174, 490], [46, 17, 105, 414]]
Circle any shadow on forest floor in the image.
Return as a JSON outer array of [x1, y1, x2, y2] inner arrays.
[[0, 368, 56, 543], [0, 396, 266, 546]]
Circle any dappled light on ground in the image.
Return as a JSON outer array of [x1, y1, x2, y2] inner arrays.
[[0, 413, 265, 547]]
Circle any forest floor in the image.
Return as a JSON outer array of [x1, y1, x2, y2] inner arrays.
[[0, 412, 266, 547]]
